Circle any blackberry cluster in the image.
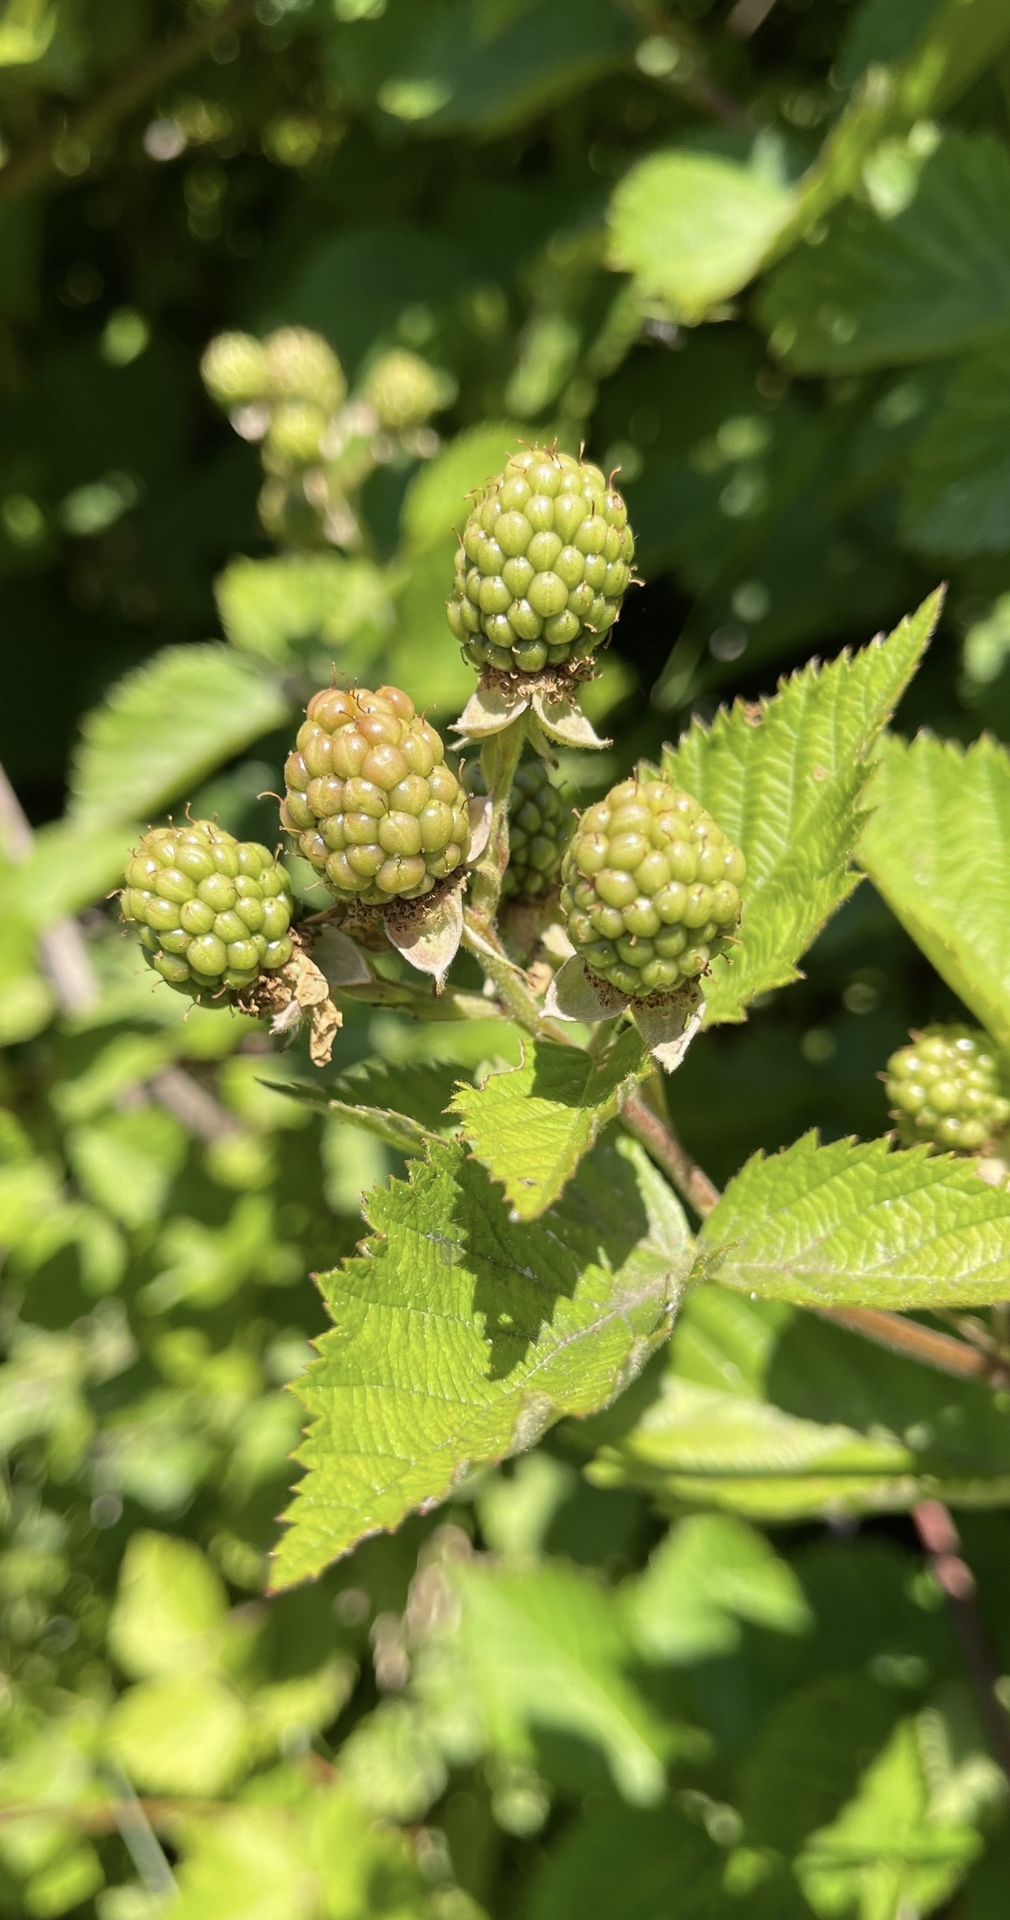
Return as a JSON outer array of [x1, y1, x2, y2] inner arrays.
[[885, 1026, 1010, 1153], [281, 686, 471, 905], [503, 759, 571, 901], [447, 446, 635, 676], [561, 777, 745, 997], [201, 327, 345, 415], [120, 822, 294, 999]]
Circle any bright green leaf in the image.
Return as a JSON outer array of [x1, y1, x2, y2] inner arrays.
[[624, 1513, 812, 1665], [215, 553, 390, 669], [70, 645, 290, 828], [169, 1790, 439, 1920], [103, 1674, 251, 1796], [698, 1130, 1010, 1309], [452, 1032, 650, 1222], [658, 591, 939, 1023], [272, 1135, 689, 1587], [608, 150, 793, 323], [447, 1560, 682, 1804], [108, 1532, 230, 1681], [859, 732, 1010, 1056]]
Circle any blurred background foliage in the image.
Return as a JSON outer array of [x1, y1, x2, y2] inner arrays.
[[4, 0, 1010, 1913]]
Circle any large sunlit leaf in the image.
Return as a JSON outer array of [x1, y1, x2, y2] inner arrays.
[[657, 591, 939, 1024], [859, 732, 1010, 1056], [272, 1135, 689, 1588], [698, 1130, 1010, 1309], [452, 1033, 650, 1222], [70, 646, 290, 828], [585, 1285, 1010, 1521]]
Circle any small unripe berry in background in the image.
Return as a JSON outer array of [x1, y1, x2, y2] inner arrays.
[[884, 1025, 1010, 1152], [503, 758, 571, 901], [561, 777, 745, 998], [265, 399, 330, 469], [120, 821, 294, 999], [363, 349, 442, 432], [448, 445, 635, 676], [263, 327, 346, 411], [201, 331, 269, 409], [281, 686, 471, 906]]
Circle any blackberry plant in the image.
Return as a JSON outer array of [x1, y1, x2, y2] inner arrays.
[[12, 9, 1010, 1911]]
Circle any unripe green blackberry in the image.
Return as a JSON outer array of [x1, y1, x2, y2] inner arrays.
[[504, 759, 571, 901], [264, 399, 330, 469], [447, 445, 635, 675], [363, 349, 441, 431], [121, 822, 294, 999], [281, 685, 470, 905], [200, 331, 269, 410], [560, 777, 745, 998], [263, 328, 345, 411], [885, 1026, 1010, 1153]]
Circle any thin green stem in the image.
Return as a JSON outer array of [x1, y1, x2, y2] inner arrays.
[[336, 974, 493, 1024], [467, 719, 527, 929], [460, 917, 571, 1043]]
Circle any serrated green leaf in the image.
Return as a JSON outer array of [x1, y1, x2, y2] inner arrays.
[[901, 346, 1010, 556], [585, 1285, 1010, 1521], [446, 1560, 685, 1805], [215, 553, 390, 668], [859, 732, 1010, 1056], [452, 1033, 650, 1222], [272, 1134, 689, 1587], [698, 1131, 1010, 1309], [760, 132, 1010, 373], [658, 591, 939, 1024], [70, 645, 290, 828], [607, 149, 793, 323]]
